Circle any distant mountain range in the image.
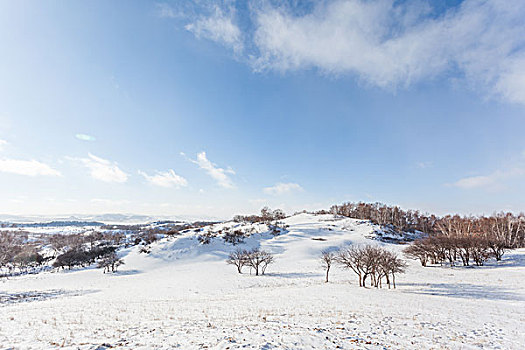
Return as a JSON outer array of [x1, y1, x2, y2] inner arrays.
[[0, 213, 222, 225]]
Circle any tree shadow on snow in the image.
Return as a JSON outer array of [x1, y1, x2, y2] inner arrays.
[[264, 271, 323, 279], [0, 289, 99, 306], [400, 282, 524, 301], [422, 252, 525, 270], [110, 269, 142, 276], [480, 252, 525, 269]]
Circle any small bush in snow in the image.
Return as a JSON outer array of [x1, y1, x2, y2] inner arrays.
[[198, 232, 214, 244], [223, 230, 245, 245], [268, 222, 289, 236]]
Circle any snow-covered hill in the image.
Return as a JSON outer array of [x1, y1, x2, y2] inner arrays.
[[1, 213, 524, 349]]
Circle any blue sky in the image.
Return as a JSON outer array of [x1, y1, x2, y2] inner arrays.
[[1, 0, 525, 218]]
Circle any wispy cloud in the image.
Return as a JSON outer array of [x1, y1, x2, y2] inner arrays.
[[175, 0, 525, 105], [185, 5, 242, 53], [416, 161, 433, 169], [0, 139, 7, 151], [185, 151, 235, 188], [75, 133, 96, 142], [158, 2, 242, 53], [155, 3, 181, 19], [138, 169, 188, 188], [90, 198, 130, 206], [451, 168, 525, 190], [0, 158, 62, 177], [264, 182, 303, 195], [76, 153, 128, 183]]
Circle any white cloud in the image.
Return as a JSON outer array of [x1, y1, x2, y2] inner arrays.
[[451, 168, 524, 190], [77, 153, 128, 183], [416, 161, 433, 169], [185, 5, 242, 53], [75, 133, 96, 142], [264, 182, 303, 195], [188, 151, 235, 188], [139, 169, 188, 188], [90, 198, 130, 206], [0, 139, 7, 151], [0, 158, 62, 177], [178, 0, 525, 105], [155, 3, 180, 19], [452, 174, 498, 189]]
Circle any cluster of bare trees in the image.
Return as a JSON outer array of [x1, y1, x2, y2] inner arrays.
[[405, 236, 486, 267], [330, 202, 437, 233], [226, 248, 275, 276], [51, 232, 129, 273], [331, 202, 525, 249], [0, 229, 129, 276], [1, 231, 47, 276], [234, 207, 286, 224], [321, 245, 406, 288], [53, 245, 117, 270], [404, 213, 523, 266]]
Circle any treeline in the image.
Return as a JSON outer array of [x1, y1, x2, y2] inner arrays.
[[0, 231, 47, 275], [329, 202, 439, 233], [233, 207, 286, 224], [329, 202, 525, 266], [0, 230, 126, 276], [404, 214, 523, 266], [330, 202, 525, 247]]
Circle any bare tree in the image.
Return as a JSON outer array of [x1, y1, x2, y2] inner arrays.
[[337, 245, 406, 288], [320, 250, 337, 283], [226, 248, 248, 273], [97, 251, 124, 273], [336, 246, 367, 287], [245, 248, 274, 276]]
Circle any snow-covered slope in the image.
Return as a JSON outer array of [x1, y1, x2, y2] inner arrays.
[[1, 213, 524, 349]]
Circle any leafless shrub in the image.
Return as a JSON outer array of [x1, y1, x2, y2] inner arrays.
[[97, 251, 124, 273], [197, 232, 214, 244], [223, 229, 245, 245]]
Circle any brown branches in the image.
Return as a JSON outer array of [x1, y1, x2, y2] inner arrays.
[[335, 245, 406, 288], [226, 248, 275, 276]]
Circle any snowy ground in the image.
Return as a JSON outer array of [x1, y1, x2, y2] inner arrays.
[[1, 214, 524, 349]]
